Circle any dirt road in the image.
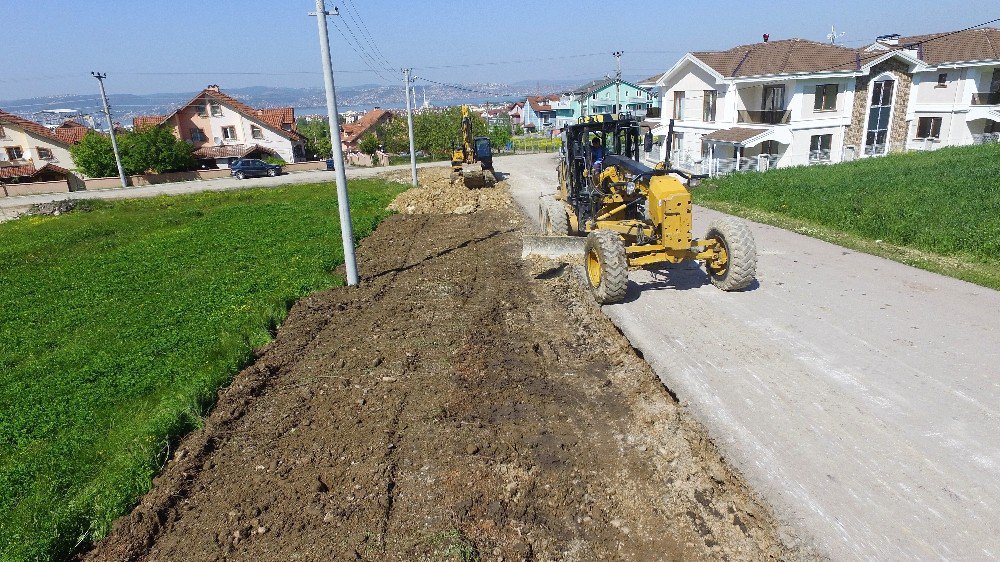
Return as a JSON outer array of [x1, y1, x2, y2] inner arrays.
[[84, 169, 796, 561], [504, 153, 1000, 560]]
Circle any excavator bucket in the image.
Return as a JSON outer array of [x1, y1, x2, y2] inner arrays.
[[521, 234, 586, 261], [455, 167, 496, 189]]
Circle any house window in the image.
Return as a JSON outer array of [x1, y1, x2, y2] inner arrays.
[[814, 84, 838, 111], [703, 90, 717, 121], [5, 146, 23, 160], [37, 147, 54, 160], [936, 73, 948, 87], [195, 105, 207, 117], [0, 125, 6, 139], [670, 132, 684, 153], [864, 79, 895, 155], [251, 125, 264, 139], [673, 91, 685, 120], [221, 126, 237, 140], [210, 104, 223, 117], [190, 128, 206, 142], [809, 134, 832, 162], [916, 117, 942, 139], [760, 140, 779, 155], [762, 85, 785, 111]]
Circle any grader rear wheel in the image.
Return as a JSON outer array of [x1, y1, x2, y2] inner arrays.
[[704, 218, 757, 291], [584, 230, 628, 304]]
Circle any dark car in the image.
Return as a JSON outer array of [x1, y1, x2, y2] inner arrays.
[[230, 159, 282, 179]]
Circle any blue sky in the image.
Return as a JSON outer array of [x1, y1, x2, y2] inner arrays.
[[1, 0, 991, 100]]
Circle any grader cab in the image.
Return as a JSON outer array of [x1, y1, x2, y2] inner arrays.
[[530, 114, 757, 304]]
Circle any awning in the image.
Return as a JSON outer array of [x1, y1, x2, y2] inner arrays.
[[702, 126, 793, 147], [967, 107, 1000, 123], [193, 144, 277, 159]]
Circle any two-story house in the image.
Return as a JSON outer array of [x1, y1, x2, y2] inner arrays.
[[0, 109, 80, 184], [133, 85, 306, 168], [652, 27, 1000, 175], [522, 95, 559, 132], [508, 102, 524, 126], [572, 78, 658, 119]]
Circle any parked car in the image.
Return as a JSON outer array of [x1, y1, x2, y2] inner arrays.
[[230, 159, 282, 179]]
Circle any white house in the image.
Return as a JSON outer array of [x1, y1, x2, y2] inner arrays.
[[133, 85, 306, 168], [0, 109, 80, 184], [649, 27, 1000, 175]]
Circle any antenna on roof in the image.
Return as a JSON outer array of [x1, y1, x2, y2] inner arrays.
[[827, 25, 846, 45]]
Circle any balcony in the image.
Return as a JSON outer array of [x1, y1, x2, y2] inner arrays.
[[738, 110, 791, 125], [971, 92, 1000, 105]]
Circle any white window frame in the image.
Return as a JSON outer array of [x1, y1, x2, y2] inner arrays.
[[37, 146, 54, 160], [5, 146, 24, 160], [251, 125, 264, 140], [194, 105, 207, 117], [210, 104, 223, 117], [221, 126, 237, 140], [861, 72, 898, 157], [809, 134, 833, 162], [915, 116, 942, 139], [673, 91, 685, 120]]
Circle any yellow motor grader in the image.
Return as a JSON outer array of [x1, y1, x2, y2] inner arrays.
[[527, 114, 757, 304], [451, 105, 496, 188]]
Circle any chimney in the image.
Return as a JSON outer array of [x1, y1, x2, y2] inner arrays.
[[206, 84, 220, 92], [763, 33, 769, 43], [876, 34, 900, 46]]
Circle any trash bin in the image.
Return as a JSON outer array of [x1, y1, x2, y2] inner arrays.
[[325, 159, 336, 171]]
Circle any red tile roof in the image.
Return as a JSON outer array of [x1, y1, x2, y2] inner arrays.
[[0, 162, 71, 180], [692, 39, 859, 77], [192, 144, 277, 159], [341, 108, 392, 145], [0, 109, 72, 146], [896, 27, 1000, 65], [53, 120, 90, 144], [527, 95, 559, 113]]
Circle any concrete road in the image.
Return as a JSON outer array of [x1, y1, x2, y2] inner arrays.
[[503, 152, 1000, 560]]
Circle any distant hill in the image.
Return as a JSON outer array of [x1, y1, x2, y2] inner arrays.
[[0, 78, 595, 125]]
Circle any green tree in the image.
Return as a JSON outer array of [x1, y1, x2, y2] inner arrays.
[[118, 126, 195, 174], [489, 114, 513, 150], [69, 131, 118, 178], [358, 133, 379, 156], [296, 117, 332, 159], [513, 123, 524, 136]]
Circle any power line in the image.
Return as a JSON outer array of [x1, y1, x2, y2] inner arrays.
[[327, 9, 390, 79], [341, 0, 393, 70]]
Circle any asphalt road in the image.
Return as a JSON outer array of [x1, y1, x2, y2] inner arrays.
[[0, 160, 450, 222], [503, 152, 1000, 560]]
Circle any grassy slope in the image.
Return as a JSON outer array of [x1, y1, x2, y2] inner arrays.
[[693, 143, 1000, 289], [0, 179, 405, 561]]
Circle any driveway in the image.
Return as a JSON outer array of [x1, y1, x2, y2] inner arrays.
[[504, 152, 1000, 560]]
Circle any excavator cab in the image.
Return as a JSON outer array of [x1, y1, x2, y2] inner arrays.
[[473, 136, 493, 171]]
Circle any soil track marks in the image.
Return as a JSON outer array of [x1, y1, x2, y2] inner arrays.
[[85, 170, 797, 561]]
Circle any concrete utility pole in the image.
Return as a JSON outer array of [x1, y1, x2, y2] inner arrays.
[[91, 72, 128, 188], [612, 51, 623, 115], [402, 68, 418, 186], [311, 0, 359, 286]]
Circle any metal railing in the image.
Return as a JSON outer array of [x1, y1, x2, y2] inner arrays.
[[972, 132, 1000, 144], [971, 92, 1000, 105], [808, 149, 832, 163], [737, 109, 791, 124]]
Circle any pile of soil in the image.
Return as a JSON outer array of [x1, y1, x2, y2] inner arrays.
[[83, 182, 803, 561], [384, 167, 511, 215]]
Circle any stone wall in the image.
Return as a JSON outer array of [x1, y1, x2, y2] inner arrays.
[[844, 59, 914, 154]]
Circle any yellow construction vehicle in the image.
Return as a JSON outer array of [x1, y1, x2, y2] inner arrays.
[[528, 114, 757, 304], [451, 105, 496, 188]]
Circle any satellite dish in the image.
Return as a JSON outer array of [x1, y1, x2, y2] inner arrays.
[[214, 137, 222, 145]]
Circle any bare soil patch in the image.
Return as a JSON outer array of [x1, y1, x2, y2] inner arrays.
[[83, 177, 802, 561]]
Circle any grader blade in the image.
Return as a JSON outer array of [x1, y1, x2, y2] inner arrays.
[[521, 235, 586, 261]]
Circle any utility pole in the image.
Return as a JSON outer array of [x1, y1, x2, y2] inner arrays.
[[612, 51, 623, 115], [91, 72, 128, 188], [402, 68, 418, 186], [311, 0, 358, 286]]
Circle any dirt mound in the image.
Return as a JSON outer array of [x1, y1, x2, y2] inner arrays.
[[84, 198, 801, 561], [384, 167, 510, 215]]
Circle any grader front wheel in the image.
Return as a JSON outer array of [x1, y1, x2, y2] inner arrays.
[[704, 218, 758, 291], [541, 199, 569, 236], [584, 230, 628, 304]]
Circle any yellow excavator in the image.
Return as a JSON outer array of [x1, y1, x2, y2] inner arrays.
[[451, 105, 496, 188]]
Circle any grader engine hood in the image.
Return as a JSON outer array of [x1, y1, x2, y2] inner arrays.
[[646, 175, 693, 251]]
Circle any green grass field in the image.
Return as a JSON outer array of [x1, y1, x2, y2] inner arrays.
[[694, 143, 1000, 289], [0, 178, 405, 561], [512, 136, 562, 153]]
